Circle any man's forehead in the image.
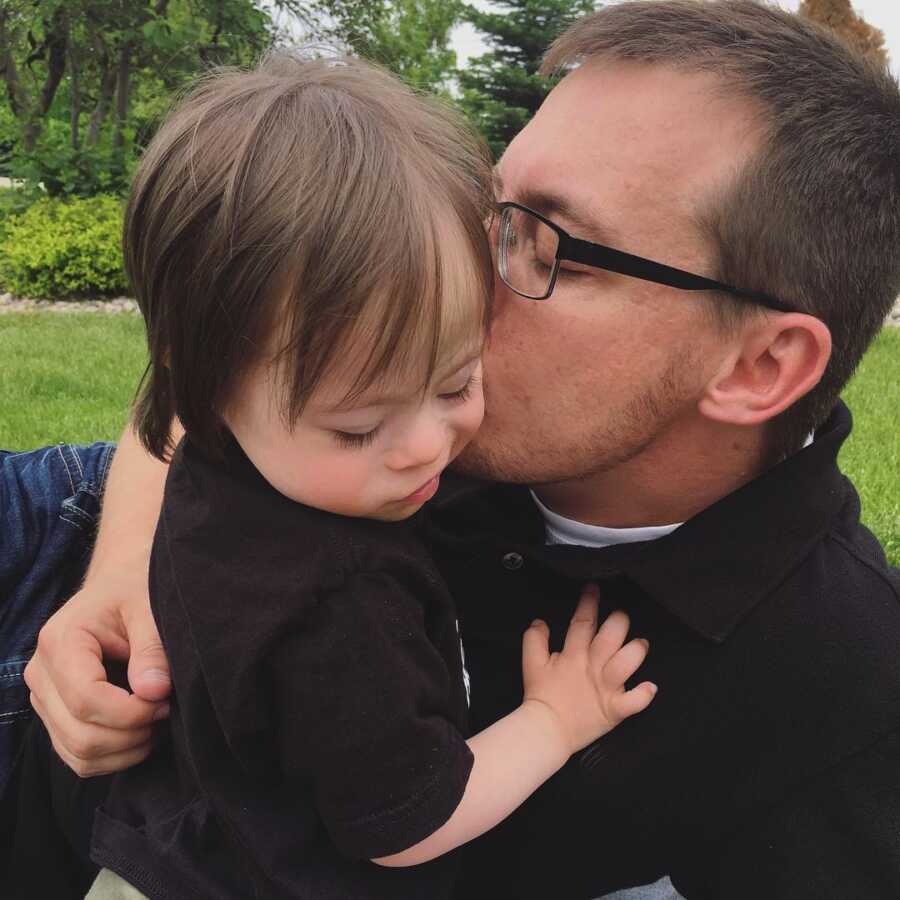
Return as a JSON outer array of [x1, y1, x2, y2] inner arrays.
[[497, 131, 637, 250], [498, 61, 762, 245]]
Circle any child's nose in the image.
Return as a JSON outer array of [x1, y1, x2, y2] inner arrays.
[[386, 418, 445, 471]]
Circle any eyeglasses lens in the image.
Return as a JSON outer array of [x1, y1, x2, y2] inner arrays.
[[498, 207, 560, 300]]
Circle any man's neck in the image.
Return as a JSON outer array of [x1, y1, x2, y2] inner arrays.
[[532, 418, 768, 528]]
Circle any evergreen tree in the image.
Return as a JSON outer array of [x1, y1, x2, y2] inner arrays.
[[799, 0, 888, 67], [458, 0, 594, 158]]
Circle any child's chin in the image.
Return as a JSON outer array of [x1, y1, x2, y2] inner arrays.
[[366, 501, 424, 523]]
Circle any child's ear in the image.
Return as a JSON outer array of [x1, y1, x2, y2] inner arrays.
[[698, 313, 831, 426]]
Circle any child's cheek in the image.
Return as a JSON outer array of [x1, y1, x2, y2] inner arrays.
[[309, 452, 372, 506]]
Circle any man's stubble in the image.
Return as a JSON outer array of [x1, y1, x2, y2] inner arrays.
[[453, 346, 700, 490]]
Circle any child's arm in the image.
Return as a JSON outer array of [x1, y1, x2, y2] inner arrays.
[[372, 584, 656, 867]]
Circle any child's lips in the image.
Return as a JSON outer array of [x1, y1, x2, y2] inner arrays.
[[401, 474, 440, 504]]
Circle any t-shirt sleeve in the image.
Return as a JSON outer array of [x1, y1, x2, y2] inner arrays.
[[267, 569, 474, 860]]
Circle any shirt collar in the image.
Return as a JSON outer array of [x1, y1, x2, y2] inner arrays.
[[530, 488, 682, 547], [430, 402, 853, 643]]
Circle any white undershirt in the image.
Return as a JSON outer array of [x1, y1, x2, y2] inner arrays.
[[530, 490, 681, 548]]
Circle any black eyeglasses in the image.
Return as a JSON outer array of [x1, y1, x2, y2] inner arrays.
[[496, 201, 793, 313]]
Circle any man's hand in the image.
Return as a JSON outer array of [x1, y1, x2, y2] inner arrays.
[[25, 575, 171, 777], [24, 420, 179, 777], [522, 584, 656, 755]]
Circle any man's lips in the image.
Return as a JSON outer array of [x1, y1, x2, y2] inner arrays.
[[401, 474, 440, 504]]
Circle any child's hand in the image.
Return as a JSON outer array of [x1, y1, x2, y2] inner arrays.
[[521, 584, 656, 756]]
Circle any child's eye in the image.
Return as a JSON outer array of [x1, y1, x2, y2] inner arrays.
[[333, 427, 380, 449], [439, 376, 479, 404]]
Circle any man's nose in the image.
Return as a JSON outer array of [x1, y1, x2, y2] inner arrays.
[[386, 417, 445, 471]]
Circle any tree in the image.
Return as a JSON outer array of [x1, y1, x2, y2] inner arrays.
[[0, 1, 465, 195], [799, 0, 888, 67], [0, 2, 68, 155], [0, 0, 280, 196], [458, 0, 594, 158], [314, 0, 462, 93]]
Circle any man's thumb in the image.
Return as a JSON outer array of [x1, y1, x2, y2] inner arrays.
[[126, 621, 171, 702]]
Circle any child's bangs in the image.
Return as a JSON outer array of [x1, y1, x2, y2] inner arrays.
[[270, 179, 492, 422], [328, 206, 490, 409], [224, 62, 497, 426]]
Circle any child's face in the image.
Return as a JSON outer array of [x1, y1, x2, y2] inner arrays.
[[226, 346, 484, 521]]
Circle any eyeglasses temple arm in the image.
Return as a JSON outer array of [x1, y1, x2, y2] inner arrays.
[[558, 235, 793, 313]]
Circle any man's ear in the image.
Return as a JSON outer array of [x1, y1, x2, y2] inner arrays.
[[698, 313, 832, 426]]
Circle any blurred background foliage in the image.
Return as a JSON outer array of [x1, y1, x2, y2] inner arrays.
[[0, 0, 601, 205], [0, 0, 890, 299]]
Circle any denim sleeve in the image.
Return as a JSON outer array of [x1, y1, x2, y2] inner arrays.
[[0, 442, 116, 797]]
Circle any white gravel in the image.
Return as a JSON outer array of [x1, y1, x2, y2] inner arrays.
[[887, 296, 900, 327], [0, 293, 139, 314], [2, 291, 899, 325]]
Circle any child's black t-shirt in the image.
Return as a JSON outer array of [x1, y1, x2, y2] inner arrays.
[[90, 436, 474, 899]]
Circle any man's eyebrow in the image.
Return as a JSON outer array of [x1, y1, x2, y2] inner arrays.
[[516, 187, 623, 247]]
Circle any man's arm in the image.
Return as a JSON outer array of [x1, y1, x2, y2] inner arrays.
[[680, 726, 900, 898], [24, 420, 182, 777]]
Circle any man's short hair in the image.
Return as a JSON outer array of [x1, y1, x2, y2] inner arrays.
[[544, 0, 900, 460]]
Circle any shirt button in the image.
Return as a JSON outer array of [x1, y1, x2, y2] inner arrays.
[[501, 552, 524, 571]]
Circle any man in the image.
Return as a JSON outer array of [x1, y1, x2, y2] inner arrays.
[[13, 1, 900, 897]]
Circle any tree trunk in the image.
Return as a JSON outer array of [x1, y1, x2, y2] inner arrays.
[[113, 42, 132, 152], [86, 60, 116, 148], [69, 40, 81, 150], [1, 6, 68, 152], [38, 7, 67, 117], [0, 10, 32, 142]]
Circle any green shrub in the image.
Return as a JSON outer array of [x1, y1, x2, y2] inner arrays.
[[10, 119, 135, 198], [0, 195, 128, 299], [0, 187, 38, 244]]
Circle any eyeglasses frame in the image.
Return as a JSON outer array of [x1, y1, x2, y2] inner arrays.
[[496, 201, 793, 314]]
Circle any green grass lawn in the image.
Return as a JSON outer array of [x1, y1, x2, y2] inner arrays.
[[839, 327, 900, 565], [0, 313, 147, 446], [1, 312, 898, 563]]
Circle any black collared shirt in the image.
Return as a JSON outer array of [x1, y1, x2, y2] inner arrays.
[[428, 402, 900, 899], [90, 437, 473, 899]]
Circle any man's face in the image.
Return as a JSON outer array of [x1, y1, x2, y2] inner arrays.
[[457, 62, 763, 485]]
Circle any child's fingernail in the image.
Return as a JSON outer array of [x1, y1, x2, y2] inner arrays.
[[152, 703, 171, 721]]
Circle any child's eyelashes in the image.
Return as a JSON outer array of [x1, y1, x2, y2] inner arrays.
[[331, 376, 479, 449], [333, 428, 380, 449], [439, 376, 480, 404]]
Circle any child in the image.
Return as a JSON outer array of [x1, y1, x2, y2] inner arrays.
[[87, 54, 656, 899]]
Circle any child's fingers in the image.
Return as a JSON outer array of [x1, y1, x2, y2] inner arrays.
[[610, 681, 658, 721], [522, 619, 551, 675], [600, 637, 650, 688], [589, 609, 631, 667], [561, 584, 600, 656]]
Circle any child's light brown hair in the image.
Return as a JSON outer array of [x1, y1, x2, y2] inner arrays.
[[127, 53, 495, 461]]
